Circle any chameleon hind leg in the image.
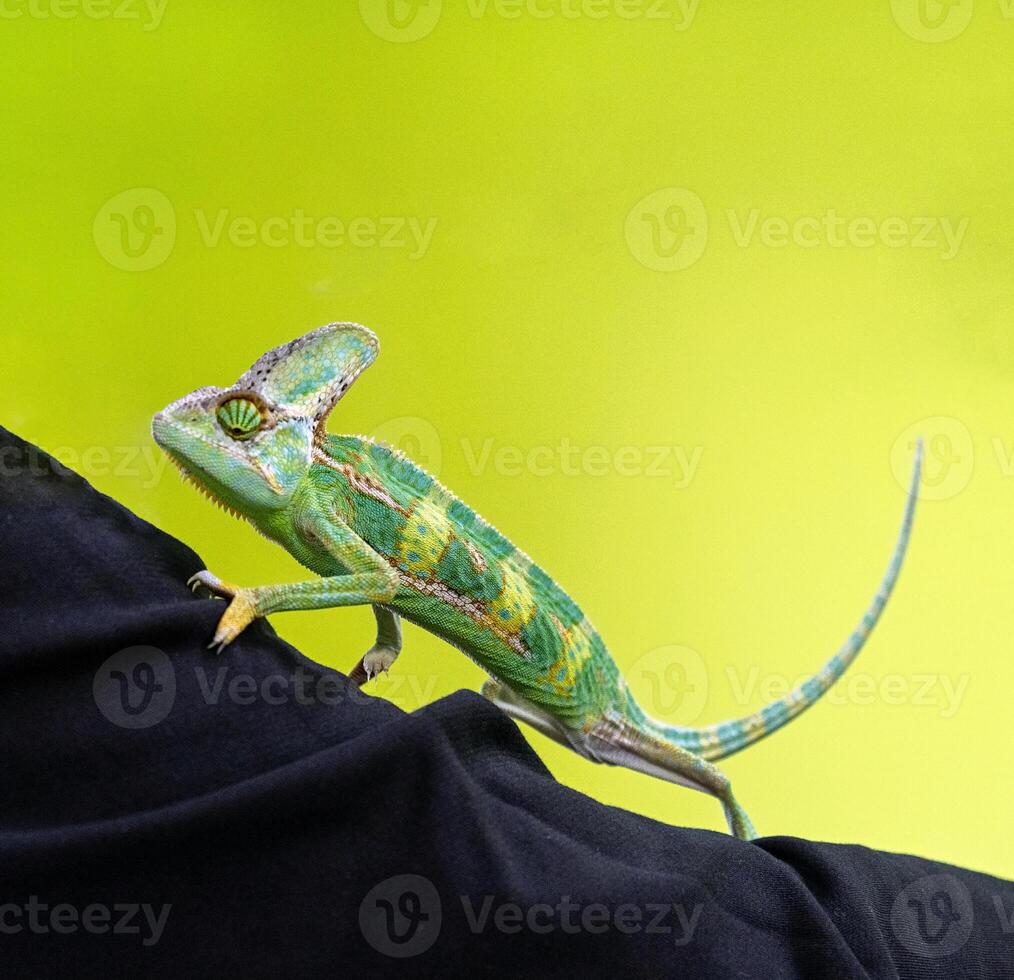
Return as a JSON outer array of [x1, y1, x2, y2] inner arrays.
[[585, 716, 758, 840], [349, 605, 403, 685], [481, 679, 576, 748], [481, 683, 756, 839]]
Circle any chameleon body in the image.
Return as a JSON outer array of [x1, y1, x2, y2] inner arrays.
[[152, 323, 922, 840]]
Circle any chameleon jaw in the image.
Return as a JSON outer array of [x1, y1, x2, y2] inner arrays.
[[159, 448, 246, 521]]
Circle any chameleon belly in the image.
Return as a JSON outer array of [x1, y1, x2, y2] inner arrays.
[[312, 435, 619, 726]]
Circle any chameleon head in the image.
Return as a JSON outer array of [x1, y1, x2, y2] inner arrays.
[[152, 322, 379, 514]]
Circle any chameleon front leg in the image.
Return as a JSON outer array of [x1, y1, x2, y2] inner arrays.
[[188, 518, 398, 653], [348, 605, 403, 685]]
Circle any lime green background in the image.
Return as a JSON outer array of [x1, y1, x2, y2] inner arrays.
[[2, 2, 1011, 877]]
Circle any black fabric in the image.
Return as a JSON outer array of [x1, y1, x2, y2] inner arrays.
[[0, 427, 1010, 980]]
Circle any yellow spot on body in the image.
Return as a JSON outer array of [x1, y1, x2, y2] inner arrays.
[[488, 563, 537, 633], [542, 614, 593, 695], [397, 494, 452, 577]]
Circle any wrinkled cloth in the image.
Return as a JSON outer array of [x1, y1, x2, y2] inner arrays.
[[0, 427, 1010, 979]]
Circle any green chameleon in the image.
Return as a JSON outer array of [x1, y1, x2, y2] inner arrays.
[[152, 323, 922, 840]]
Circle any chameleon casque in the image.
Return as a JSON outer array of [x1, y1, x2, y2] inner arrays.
[[152, 323, 922, 840]]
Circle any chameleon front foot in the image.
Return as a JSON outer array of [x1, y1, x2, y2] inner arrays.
[[208, 592, 259, 653], [187, 570, 259, 653], [349, 645, 399, 685]]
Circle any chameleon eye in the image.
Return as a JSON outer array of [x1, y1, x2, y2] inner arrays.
[[217, 397, 263, 440]]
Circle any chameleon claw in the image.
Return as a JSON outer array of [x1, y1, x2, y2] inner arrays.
[[207, 634, 232, 654], [359, 645, 398, 682], [207, 633, 235, 657], [204, 590, 258, 654], [207, 635, 232, 655], [187, 570, 239, 600]]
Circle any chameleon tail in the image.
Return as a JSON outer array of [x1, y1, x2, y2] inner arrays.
[[658, 440, 923, 763]]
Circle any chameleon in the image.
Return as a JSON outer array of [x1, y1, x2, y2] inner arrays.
[[151, 322, 922, 840]]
